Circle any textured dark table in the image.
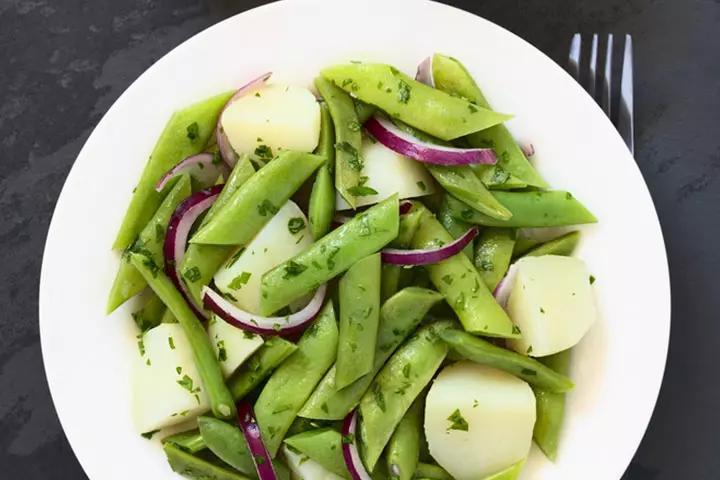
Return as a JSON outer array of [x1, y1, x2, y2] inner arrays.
[[1, 0, 717, 478]]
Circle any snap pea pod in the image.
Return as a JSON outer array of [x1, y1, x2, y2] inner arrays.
[[430, 54, 547, 189], [113, 92, 232, 250], [164, 442, 250, 480], [386, 399, 423, 480], [163, 428, 206, 454], [299, 287, 444, 420], [131, 292, 166, 332], [474, 228, 516, 291], [533, 349, 572, 461], [522, 231, 581, 258], [315, 76, 362, 209], [440, 329, 574, 392], [130, 253, 235, 419], [284, 428, 349, 478], [410, 204, 519, 338], [227, 336, 298, 401], [381, 210, 424, 302], [437, 194, 474, 260], [161, 308, 177, 324], [255, 302, 339, 456], [512, 237, 542, 258], [321, 63, 511, 141], [482, 459, 526, 480], [287, 418, 341, 437], [190, 151, 325, 245], [354, 98, 377, 125], [360, 321, 451, 471], [414, 463, 453, 480], [445, 191, 597, 228], [107, 175, 191, 313], [181, 155, 256, 306], [259, 195, 400, 316], [198, 416, 256, 476], [309, 103, 336, 240], [337, 253, 382, 389]]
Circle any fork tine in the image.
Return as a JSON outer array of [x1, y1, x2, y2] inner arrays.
[[601, 34, 614, 117], [568, 34, 581, 81], [588, 34, 598, 99], [618, 35, 634, 154]]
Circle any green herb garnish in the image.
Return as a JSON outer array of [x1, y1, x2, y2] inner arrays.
[[288, 217, 306, 235], [447, 409, 469, 431]]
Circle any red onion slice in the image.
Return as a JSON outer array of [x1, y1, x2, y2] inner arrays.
[[365, 116, 497, 166], [217, 72, 273, 168], [342, 411, 372, 480], [399, 200, 413, 215], [164, 185, 224, 320], [202, 284, 327, 336], [237, 401, 278, 480], [381, 227, 478, 266], [493, 263, 518, 309], [415, 56, 435, 87], [155, 153, 229, 192]]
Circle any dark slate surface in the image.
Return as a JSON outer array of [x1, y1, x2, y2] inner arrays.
[[0, 0, 717, 478]]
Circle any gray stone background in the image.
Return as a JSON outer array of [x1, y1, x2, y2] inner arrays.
[[1, 0, 717, 478]]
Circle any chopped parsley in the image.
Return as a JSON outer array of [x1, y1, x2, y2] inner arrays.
[[442, 274, 454, 285], [321, 403, 329, 414], [182, 266, 202, 283], [402, 364, 411, 378], [473, 399, 479, 408], [389, 66, 400, 76], [342, 433, 355, 444], [254, 454, 266, 465], [177, 375, 201, 394], [527, 345, 533, 355], [155, 224, 164, 243], [257, 199, 278, 216], [212, 151, 223, 165], [447, 409, 469, 431], [254, 144, 274, 161], [335, 141, 363, 171], [283, 260, 307, 279], [141, 429, 160, 440], [228, 271, 252, 290], [540, 307, 545, 314], [326, 246, 341, 270], [348, 121, 361, 132], [243, 331, 257, 340], [512, 325, 522, 335], [590, 275, 596, 285], [454, 292, 466, 311], [348, 185, 378, 197], [217, 340, 227, 361], [226, 248, 246, 268], [137, 338, 145, 356], [490, 166, 510, 185], [416, 181, 426, 191], [186, 122, 199, 140], [168, 337, 175, 350], [341, 78, 354, 88], [373, 383, 386, 412], [222, 291, 238, 302], [461, 209, 474, 220], [468, 104, 478, 114], [521, 368, 537, 376], [176, 366, 182, 375], [288, 217, 306, 235], [398, 80, 411, 103], [395, 381, 412, 395]]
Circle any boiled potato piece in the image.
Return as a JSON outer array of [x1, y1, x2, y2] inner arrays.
[[336, 138, 436, 210], [207, 314, 264, 378], [282, 445, 344, 480], [214, 200, 312, 314], [222, 84, 321, 163], [132, 324, 210, 433], [425, 362, 535, 480], [507, 255, 597, 357]]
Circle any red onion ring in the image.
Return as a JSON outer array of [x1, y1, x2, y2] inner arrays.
[[381, 227, 478, 266], [415, 56, 435, 87], [493, 263, 518, 309], [155, 153, 229, 192], [164, 185, 223, 320], [202, 284, 327, 336], [217, 72, 273, 168], [365, 116, 497, 166], [237, 401, 278, 480], [342, 411, 372, 480]]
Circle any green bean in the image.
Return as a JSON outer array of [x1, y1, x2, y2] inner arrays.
[[440, 329, 574, 392], [190, 151, 325, 245], [512, 237, 542, 258], [321, 63, 511, 141], [481, 459, 526, 479], [445, 191, 597, 228], [430, 54, 547, 189], [533, 349, 572, 461], [227, 336, 298, 401], [474, 228, 516, 291], [198, 416, 256, 476], [259, 194, 399, 315], [315, 76, 362, 209], [299, 287, 444, 420], [410, 204, 518, 338], [382, 210, 424, 302], [387, 399, 423, 480], [287, 418, 341, 437], [359, 322, 451, 470], [255, 302, 339, 456], [163, 428, 206, 454], [522, 231, 581, 258], [181, 155, 256, 306], [130, 253, 235, 419], [161, 308, 177, 324], [437, 194, 474, 260], [113, 92, 231, 250], [413, 463, 453, 480], [164, 442, 250, 480], [354, 98, 377, 125], [336, 253, 381, 389], [131, 293, 166, 332], [284, 428, 349, 478], [309, 103, 336, 240], [107, 175, 191, 313]]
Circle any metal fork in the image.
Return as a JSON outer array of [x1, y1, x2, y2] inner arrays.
[[568, 34, 634, 155]]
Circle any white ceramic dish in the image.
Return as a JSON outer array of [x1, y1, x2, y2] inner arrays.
[[39, 1, 670, 479]]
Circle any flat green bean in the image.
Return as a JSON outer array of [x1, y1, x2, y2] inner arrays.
[[131, 292, 166, 332], [522, 231, 580, 258], [198, 416, 256, 476], [227, 336, 298, 401], [107, 175, 191, 313], [164, 442, 250, 480], [160, 308, 177, 324], [437, 194, 474, 260], [321, 63, 511, 141], [315, 76, 362, 209], [387, 399, 423, 480], [130, 253, 235, 419], [512, 237, 542, 258], [474, 228, 516, 291], [309, 103, 336, 239], [382, 210, 424, 302], [410, 204, 519, 338], [337, 253, 381, 389], [284, 428, 349, 478], [190, 151, 325, 245], [259, 195, 399, 315], [163, 428, 206, 454], [414, 463, 453, 480], [255, 302, 338, 456], [181, 155, 256, 306], [354, 98, 377, 125], [299, 287, 444, 420], [114, 92, 231, 249], [431, 54, 547, 189], [482, 459, 526, 480], [440, 329, 574, 392], [445, 191, 597, 228], [533, 349, 572, 461], [360, 321, 451, 470]]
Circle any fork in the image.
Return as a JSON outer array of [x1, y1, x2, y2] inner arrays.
[[568, 34, 634, 155]]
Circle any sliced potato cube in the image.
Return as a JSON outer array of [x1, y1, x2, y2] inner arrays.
[[207, 315, 264, 378]]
